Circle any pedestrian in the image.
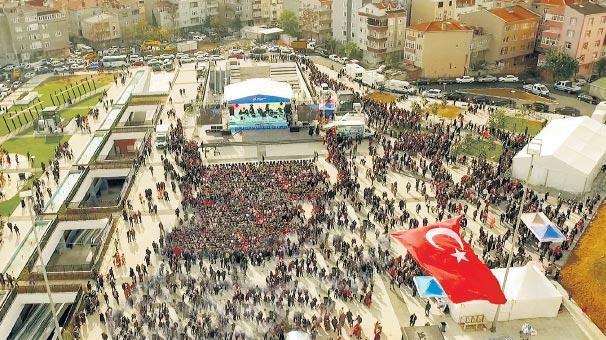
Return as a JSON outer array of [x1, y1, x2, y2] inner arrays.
[[409, 313, 417, 327]]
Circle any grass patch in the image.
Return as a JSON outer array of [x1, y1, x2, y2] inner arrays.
[[2, 135, 71, 167], [365, 91, 398, 104], [59, 93, 103, 123], [129, 95, 167, 106], [455, 135, 503, 162], [561, 203, 606, 333], [0, 74, 113, 137], [490, 110, 543, 136], [426, 103, 462, 119], [0, 171, 41, 217]]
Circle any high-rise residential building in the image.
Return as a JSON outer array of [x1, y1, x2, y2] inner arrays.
[[0, 2, 69, 63], [62, 0, 140, 41], [404, 20, 473, 77], [460, 5, 540, 72], [144, 0, 219, 29], [352, 1, 406, 66], [409, 0, 455, 26], [283, 0, 332, 41], [331, 0, 369, 42]]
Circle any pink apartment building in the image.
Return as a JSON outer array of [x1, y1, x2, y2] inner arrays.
[[545, 2, 606, 77]]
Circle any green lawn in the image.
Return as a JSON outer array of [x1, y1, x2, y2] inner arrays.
[[0, 194, 21, 216], [59, 93, 103, 123], [0, 74, 113, 137], [456, 135, 504, 162], [2, 135, 71, 167], [490, 111, 544, 136]]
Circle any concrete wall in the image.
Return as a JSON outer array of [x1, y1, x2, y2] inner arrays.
[[420, 30, 473, 78]]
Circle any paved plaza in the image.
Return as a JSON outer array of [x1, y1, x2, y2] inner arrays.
[[0, 59, 603, 340]]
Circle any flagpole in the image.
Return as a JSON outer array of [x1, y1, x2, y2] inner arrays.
[[490, 139, 541, 333]]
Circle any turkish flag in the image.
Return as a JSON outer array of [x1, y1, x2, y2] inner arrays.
[[391, 217, 506, 304]]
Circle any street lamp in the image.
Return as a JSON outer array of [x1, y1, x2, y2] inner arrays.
[[20, 191, 62, 340], [490, 138, 542, 333]]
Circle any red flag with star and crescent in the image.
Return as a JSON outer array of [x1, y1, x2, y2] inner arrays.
[[391, 216, 506, 304]]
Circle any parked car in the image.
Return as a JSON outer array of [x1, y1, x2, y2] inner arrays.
[[11, 81, 21, 89], [554, 106, 580, 116], [70, 63, 85, 70], [498, 75, 519, 82], [421, 88, 444, 99], [411, 78, 431, 85], [23, 72, 35, 79], [446, 91, 467, 101], [573, 78, 587, 87], [455, 76, 475, 83], [54, 66, 68, 73], [553, 80, 581, 93], [522, 83, 550, 96], [472, 96, 490, 104], [436, 78, 456, 84], [523, 102, 550, 112], [476, 75, 497, 83], [328, 54, 339, 62], [577, 93, 600, 105], [181, 57, 194, 63], [195, 55, 207, 62], [315, 48, 328, 57]]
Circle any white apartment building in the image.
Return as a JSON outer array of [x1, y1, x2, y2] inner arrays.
[[353, 1, 406, 66], [332, 0, 369, 42], [145, 0, 219, 29]]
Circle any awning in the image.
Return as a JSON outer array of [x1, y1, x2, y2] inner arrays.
[[521, 212, 566, 243], [223, 78, 293, 104], [413, 276, 446, 298]]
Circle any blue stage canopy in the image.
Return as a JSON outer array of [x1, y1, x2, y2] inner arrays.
[[413, 276, 446, 298], [521, 212, 566, 243], [223, 78, 293, 104]]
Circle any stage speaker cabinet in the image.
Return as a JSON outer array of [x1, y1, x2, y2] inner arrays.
[[290, 126, 300, 132], [221, 129, 232, 136]]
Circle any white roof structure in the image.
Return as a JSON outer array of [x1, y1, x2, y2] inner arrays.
[[592, 101, 606, 123], [512, 116, 606, 193], [448, 264, 563, 322], [223, 78, 294, 104]]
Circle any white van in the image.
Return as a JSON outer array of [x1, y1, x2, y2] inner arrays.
[[155, 124, 169, 148], [383, 79, 417, 94]]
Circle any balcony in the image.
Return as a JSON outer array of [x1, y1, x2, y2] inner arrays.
[[367, 34, 387, 41], [367, 46, 387, 53]]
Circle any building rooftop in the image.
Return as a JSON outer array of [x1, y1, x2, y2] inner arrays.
[[83, 12, 114, 23], [490, 5, 540, 22], [409, 20, 471, 32], [533, 0, 574, 6], [569, 2, 606, 15]]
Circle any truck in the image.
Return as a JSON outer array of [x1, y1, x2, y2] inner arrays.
[[155, 124, 169, 149], [383, 79, 417, 94], [361, 70, 385, 88], [177, 40, 197, 53], [291, 40, 307, 51], [522, 83, 550, 97], [323, 114, 373, 138], [554, 80, 581, 94], [345, 63, 365, 81]]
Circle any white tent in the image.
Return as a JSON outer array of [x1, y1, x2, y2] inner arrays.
[[223, 78, 294, 104], [592, 101, 606, 123], [448, 264, 563, 322], [511, 116, 606, 193]]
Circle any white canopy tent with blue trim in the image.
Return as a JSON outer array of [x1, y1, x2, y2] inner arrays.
[[521, 212, 566, 243], [223, 78, 294, 104]]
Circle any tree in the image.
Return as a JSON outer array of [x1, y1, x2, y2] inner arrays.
[[278, 10, 300, 37], [596, 57, 606, 77], [231, 15, 243, 32], [324, 38, 338, 54], [203, 15, 212, 28], [543, 50, 579, 80], [344, 42, 363, 60]]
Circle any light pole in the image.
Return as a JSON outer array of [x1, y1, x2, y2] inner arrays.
[[490, 138, 542, 332], [21, 192, 62, 340]]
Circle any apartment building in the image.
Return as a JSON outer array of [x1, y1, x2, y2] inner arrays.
[[331, 0, 369, 42], [144, 0, 219, 29], [252, 0, 282, 25], [64, 0, 140, 41], [559, 3, 606, 75], [353, 1, 406, 66], [404, 21, 473, 78], [409, 0, 455, 26], [283, 0, 332, 42], [80, 13, 121, 45], [0, 3, 69, 63], [460, 5, 540, 72]]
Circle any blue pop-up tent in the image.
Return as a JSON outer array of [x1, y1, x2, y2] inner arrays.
[[521, 212, 566, 243], [413, 276, 446, 298]]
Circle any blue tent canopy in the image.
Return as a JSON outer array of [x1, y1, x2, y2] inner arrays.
[[413, 276, 446, 298], [521, 212, 566, 243]]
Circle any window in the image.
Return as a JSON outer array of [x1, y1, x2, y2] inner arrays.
[[500, 47, 508, 55], [602, 16, 606, 23], [567, 30, 574, 38], [596, 40, 601, 47], [579, 54, 585, 61], [600, 28, 604, 35], [570, 17, 577, 25], [448, 0, 452, 5], [43, 41, 50, 49], [505, 25, 511, 31], [14, 26, 22, 32], [585, 30, 591, 37], [583, 42, 588, 49], [565, 42, 572, 49], [589, 18, 594, 25], [593, 52, 598, 59], [438, 1, 443, 8]]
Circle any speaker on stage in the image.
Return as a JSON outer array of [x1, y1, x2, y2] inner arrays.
[[290, 126, 300, 132], [229, 106, 234, 116], [221, 129, 232, 136]]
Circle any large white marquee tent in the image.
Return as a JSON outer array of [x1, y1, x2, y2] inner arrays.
[[448, 264, 563, 322], [512, 116, 606, 193]]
